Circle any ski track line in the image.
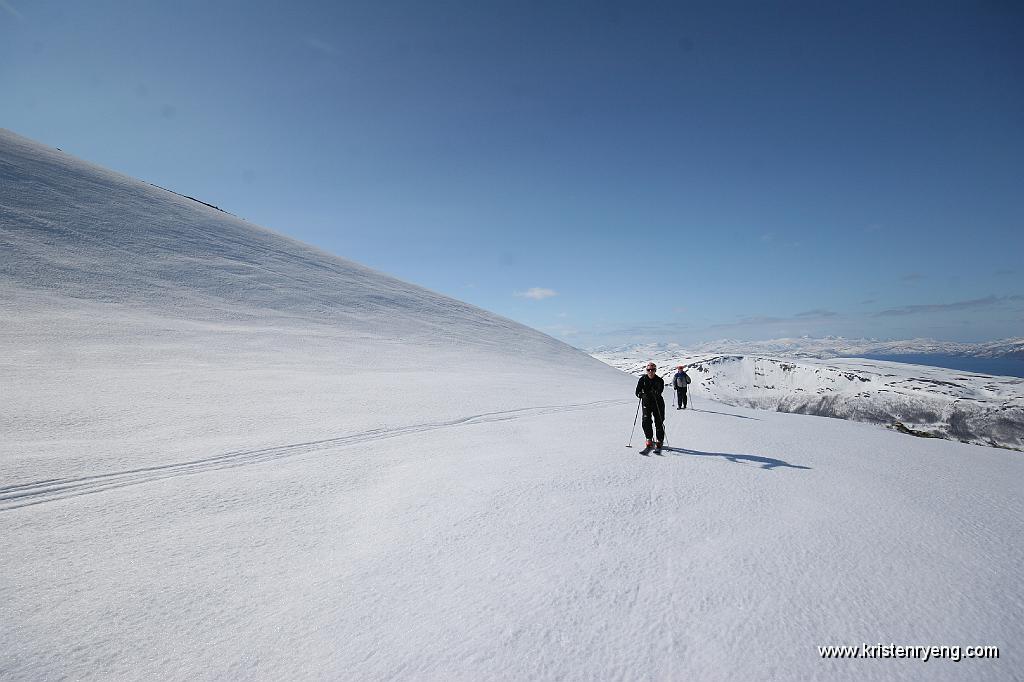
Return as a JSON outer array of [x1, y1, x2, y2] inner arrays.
[[0, 399, 629, 511]]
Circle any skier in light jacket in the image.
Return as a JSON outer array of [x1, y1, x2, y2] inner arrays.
[[673, 365, 691, 410]]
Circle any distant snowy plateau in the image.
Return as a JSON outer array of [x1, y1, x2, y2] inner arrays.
[[591, 345, 1024, 452], [2, 129, 1022, 681], [642, 336, 1024, 361]]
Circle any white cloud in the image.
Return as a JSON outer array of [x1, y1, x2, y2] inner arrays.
[[0, 0, 23, 20], [304, 37, 339, 56], [545, 324, 579, 337], [516, 287, 557, 300]]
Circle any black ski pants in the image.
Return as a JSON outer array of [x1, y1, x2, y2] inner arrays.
[[642, 397, 666, 442], [676, 387, 688, 409]]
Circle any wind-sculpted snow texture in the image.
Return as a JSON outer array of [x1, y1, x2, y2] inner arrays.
[[3, 130, 1022, 680], [592, 349, 1024, 451]]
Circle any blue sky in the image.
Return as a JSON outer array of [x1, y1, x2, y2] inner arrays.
[[2, 0, 1022, 348]]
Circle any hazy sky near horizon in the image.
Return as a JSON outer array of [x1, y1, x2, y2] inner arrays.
[[2, 0, 1022, 347]]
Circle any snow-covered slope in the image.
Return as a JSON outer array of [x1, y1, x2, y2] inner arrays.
[[0, 128, 627, 483], [3, 130, 1022, 681], [592, 349, 1024, 451]]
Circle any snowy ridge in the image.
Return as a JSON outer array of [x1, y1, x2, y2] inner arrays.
[[1, 127, 627, 482], [0, 129, 585, 353], [592, 349, 1024, 451]]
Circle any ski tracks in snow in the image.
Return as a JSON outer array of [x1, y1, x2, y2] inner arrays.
[[0, 399, 628, 511]]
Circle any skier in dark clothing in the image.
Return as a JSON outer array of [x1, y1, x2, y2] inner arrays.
[[635, 362, 666, 449], [673, 365, 692, 410]]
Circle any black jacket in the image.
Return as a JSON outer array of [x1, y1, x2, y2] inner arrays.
[[635, 374, 665, 404]]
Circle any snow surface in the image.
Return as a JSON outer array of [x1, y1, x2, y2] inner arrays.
[[592, 349, 1024, 452], [2, 129, 1023, 680]]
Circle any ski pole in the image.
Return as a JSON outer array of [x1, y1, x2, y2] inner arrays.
[[656, 395, 667, 447], [626, 397, 641, 447]]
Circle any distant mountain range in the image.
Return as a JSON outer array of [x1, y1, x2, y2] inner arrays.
[[591, 336, 1024, 360], [591, 346, 1024, 451]]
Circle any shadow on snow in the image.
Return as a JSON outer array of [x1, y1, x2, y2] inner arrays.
[[685, 408, 761, 421], [658, 446, 812, 471]]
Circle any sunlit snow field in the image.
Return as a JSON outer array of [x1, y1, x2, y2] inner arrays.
[[2, 130, 1021, 680]]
